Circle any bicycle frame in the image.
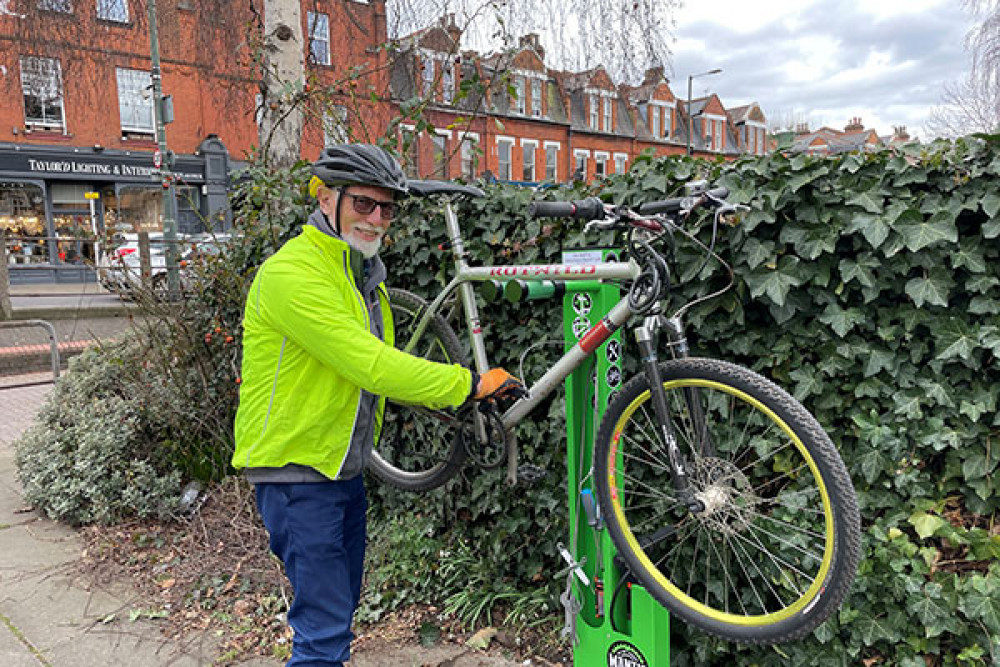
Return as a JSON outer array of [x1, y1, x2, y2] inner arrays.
[[401, 201, 643, 482]]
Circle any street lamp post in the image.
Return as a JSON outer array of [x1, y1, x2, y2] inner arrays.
[[686, 68, 723, 156], [147, 0, 180, 298]]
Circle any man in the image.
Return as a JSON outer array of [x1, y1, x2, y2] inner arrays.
[[233, 144, 522, 666]]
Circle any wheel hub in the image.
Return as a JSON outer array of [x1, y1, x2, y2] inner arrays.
[[691, 457, 757, 535]]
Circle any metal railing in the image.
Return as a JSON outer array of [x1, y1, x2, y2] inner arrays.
[[0, 319, 61, 387]]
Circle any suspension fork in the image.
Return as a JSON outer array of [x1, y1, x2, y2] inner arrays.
[[663, 316, 716, 459], [634, 315, 705, 513]]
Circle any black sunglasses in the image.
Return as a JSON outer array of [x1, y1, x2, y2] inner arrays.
[[344, 193, 398, 221]]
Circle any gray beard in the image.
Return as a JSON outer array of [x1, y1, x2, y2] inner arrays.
[[343, 229, 382, 259]]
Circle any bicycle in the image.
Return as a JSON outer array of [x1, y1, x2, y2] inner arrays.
[[372, 178, 861, 644]]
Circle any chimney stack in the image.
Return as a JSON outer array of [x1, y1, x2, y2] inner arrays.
[[844, 116, 864, 132], [519, 33, 545, 61], [643, 65, 666, 85]]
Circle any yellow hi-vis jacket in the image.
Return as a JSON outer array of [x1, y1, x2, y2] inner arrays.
[[232, 223, 472, 481]]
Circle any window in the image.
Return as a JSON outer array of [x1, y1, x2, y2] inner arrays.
[[323, 105, 349, 145], [116, 67, 154, 134], [714, 120, 723, 150], [0, 183, 48, 266], [38, 0, 71, 12], [461, 136, 479, 178], [421, 59, 434, 97], [20, 57, 64, 130], [650, 106, 659, 138], [97, 0, 128, 22], [442, 63, 454, 104], [594, 152, 607, 177], [603, 98, 612, 131], [522, 141, 537, 182], [497, 138, 513, 180], [531, 78, 542, 117], [614, 153, 627, 174], [431, 133, 448, 178], [401, 128, 419, 178], [544, 143, 558, 181], [665, 107, 673, 138], [514, 77, 525, 114], [573, 150, 588, 180], [589, 95, 598, 130], [307, 12, 330, 66]]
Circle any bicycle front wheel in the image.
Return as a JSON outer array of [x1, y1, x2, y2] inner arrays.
[[369, 288, 468, 492], [595, 358, 860, 644]]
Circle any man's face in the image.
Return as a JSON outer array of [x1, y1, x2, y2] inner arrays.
[[317, 184, 396, 258]]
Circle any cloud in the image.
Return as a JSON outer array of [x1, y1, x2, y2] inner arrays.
[[671, 0, 975, 137]]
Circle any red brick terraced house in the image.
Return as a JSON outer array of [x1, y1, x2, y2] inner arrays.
[[0, 0, 762, 284]]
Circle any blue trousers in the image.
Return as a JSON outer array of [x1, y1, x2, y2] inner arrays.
[[255, 477, 367, 667]]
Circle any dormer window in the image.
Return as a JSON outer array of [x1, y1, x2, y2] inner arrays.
[[421, 59, 434, 97], [650, 106, 659, 137], [442, 63, 454, 104], [514, 77, 525, 114], [603, 98, 612, 131], [531, 78, 542, 117], [589, 95, 598, 130]]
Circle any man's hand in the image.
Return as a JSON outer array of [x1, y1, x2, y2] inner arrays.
[[474, 368, 527, 401]]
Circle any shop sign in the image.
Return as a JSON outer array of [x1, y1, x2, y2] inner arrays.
[[0, 151, 203, 183]]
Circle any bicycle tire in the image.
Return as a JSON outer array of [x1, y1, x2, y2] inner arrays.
[[368, 288, 468, 491], [594, 358, 860, 644]]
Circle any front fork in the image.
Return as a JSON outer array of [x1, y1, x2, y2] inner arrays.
[[634, 312, 706, 513]]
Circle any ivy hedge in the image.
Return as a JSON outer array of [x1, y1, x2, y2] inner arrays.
[[14, 137, 1000, 665], [375, 136, 1000, 665]]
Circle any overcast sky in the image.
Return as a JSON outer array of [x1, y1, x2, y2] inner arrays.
[[670, 0, 979, 140]]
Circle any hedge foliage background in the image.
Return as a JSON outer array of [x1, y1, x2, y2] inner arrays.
[[376, 136, 1000, 666], [14, 136, 1000, 665]]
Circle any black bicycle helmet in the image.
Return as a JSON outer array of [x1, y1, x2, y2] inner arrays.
[[310, 144, 408, 197]]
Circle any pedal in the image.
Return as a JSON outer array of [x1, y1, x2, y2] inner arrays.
[[516, 464, 548, 486]]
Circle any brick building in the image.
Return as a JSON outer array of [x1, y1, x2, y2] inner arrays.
[[387, 17, 766, 184], [0, 0, 763, 283]]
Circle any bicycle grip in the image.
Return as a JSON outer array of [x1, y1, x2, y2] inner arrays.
[[528, 197, 605, 220]]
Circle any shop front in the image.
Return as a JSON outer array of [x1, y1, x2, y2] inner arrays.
[[0, 137, 232, 284]]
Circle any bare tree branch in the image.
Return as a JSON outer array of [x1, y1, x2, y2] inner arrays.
[[926, 74, 1000, 138]]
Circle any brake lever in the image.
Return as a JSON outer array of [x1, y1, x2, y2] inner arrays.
[[584, 217, 619, 233]]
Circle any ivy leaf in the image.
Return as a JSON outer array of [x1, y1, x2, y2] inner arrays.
[[839, 256, 880, 288], [905, 271, 953, 308], [984, 218, 1000, 239], [864, 347, 896, 377], [847, 189, 883, 214], [847, 213, 890, 249], [951, 239, 987, 272], [909, 512, 947, 539], [790, 366, 824, 400], [742, 237, 773, 270], [744, 256, 805, 307], [819, 303, 866, 337], [893, 391, 923, 419], [894, 210, 958, 252], [933, 318, 979, 361], [912, 593, 958, 638], [983, 191, 1000, 218], [855, 448, 888, 484], [960, 576, 1000, 634]]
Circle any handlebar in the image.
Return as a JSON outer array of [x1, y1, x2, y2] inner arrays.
[[527, 197, 606, 221], [529, 185, 732, 222], [637, 187, 730, 215]]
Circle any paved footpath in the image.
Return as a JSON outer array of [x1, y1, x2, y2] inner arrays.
[[0, 379, 525, 667], [0, 380, 235, 667]]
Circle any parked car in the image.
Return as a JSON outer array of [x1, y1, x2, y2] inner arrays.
[[97, 233, 231, 296]]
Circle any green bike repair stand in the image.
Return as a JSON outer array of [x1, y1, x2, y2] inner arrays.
[[561, 248, 670, 667]]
